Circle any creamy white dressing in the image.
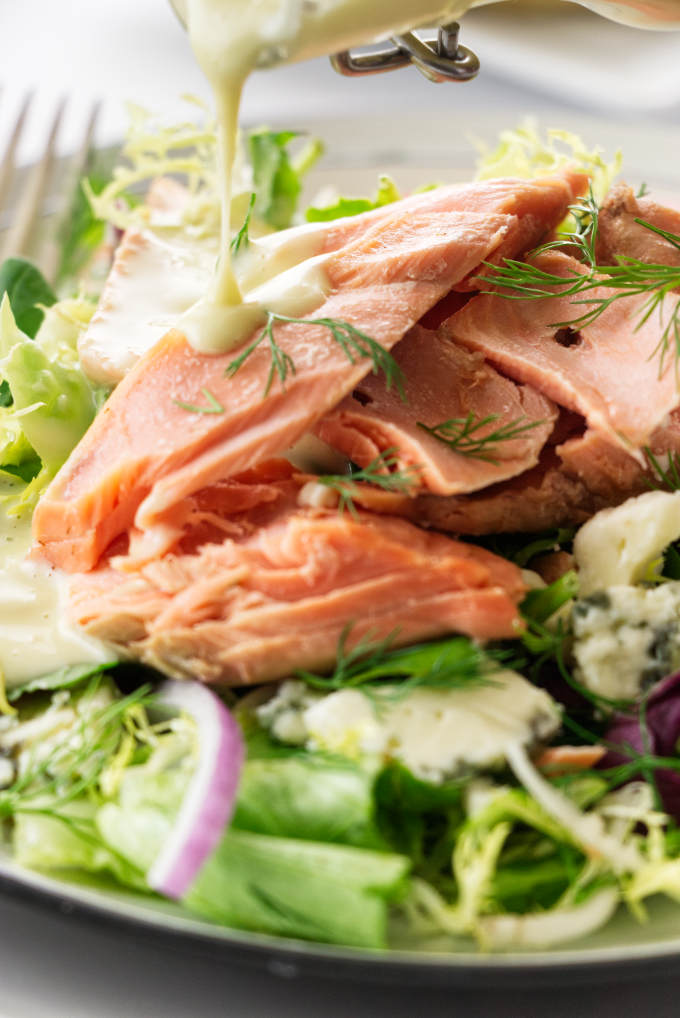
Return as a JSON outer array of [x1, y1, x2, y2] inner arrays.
[[0, 510, 111, 688], [79, 219, 329, 379], [80, 228, 217, 384], [183, 252, 331, 353], [174, 0, 680, 351], [177, 0, 485, 354]]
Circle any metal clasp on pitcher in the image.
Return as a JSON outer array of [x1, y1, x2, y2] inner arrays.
[[330, 22, 480, 83]]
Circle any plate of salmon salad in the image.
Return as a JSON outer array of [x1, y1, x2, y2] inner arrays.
[[2, 107, 680, 981]]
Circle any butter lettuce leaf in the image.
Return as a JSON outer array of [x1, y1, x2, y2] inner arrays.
[[250, 128, 323, 230], [306, 174, 401, 223], [0, 288, 99, 511], [184, 830, 409, 948], [232, 755, 385, 848]]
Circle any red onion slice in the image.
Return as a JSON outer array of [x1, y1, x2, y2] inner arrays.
[[146, 680, 244, 899]]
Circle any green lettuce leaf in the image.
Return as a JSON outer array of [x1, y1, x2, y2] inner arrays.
[[249, 128, 323, 230], [94, 725, 408, 948], [0, 293, 98, 509], [232, 755, 384, 848], [305, 174, 400, 223], [8, 662, 117, 702], [13, 807, 147, 890], [57, 174, 107, 288], [0, 258, 56, 339], [184, 829, 409, 948]]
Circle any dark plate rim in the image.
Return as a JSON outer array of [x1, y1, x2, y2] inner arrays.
[[3, 861, 680, 988]]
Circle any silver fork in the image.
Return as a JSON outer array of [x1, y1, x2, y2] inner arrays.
[[0, 96, 100, 284]]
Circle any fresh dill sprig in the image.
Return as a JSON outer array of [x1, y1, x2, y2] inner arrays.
[[644, 447, 680, 491], [296, 627, 504, 702], [224, 313, 297, 396], [225, 312, 405, 398], [230, 192, 256, 256], [173, 387, 225, 415], [417, 413, 542, 465], [535, 190, 600, 270], [0, 681, 153, 823], [316, 449, 419, 516], [479, 190, 680, 377]]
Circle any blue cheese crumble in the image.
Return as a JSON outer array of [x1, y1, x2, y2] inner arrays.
[[256, 671, 561, 783], [572, 583, 680, 700]]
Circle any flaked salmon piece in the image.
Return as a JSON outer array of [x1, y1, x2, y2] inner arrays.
[[315, 325, 558, 496], [536, 745, 606, 775], [447, 250, 680, 451], [69, 464, 526, 685], [556, 431, 651, 501], [35, 172, 585, 573], [596, 183, 680, 271]]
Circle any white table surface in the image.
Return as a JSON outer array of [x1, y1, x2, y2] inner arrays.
[[1, 2, 680, 1016]]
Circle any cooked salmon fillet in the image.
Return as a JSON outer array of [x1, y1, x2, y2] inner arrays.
[[447, 250, 680, 451], [68, 462, 527, 685], [316, 325, 558, 495], [596, 183, 680, 271], [409, 406, 680, 537], [35, 171, 585, 573]]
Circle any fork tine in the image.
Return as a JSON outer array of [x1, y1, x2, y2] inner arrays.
[[0, 93, 32, 216], [1, 96, 66, 264], [39, 101, 101, 284]]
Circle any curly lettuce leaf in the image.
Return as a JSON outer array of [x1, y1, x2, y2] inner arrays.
[[475, 121, 622, 206]]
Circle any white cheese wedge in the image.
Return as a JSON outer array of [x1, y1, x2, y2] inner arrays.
[[574, 489, 680, 596], [257, 671, 561, 783]]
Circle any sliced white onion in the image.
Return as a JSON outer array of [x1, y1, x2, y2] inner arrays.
[[505, 741, 642, 874], [478, 888, 619, 950], [146, 680, 244, 899]]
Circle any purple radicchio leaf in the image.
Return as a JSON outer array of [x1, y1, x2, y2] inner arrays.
[[600, 671, 680, 821]]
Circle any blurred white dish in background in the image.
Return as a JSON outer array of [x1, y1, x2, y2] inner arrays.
[[2, 0, 680, 172]]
